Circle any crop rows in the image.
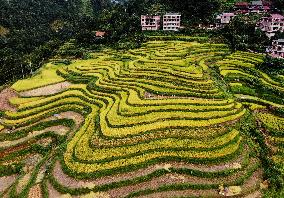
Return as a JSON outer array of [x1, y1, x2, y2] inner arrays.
[[216, 51, 284, 108], [0, 40, 268, 197]]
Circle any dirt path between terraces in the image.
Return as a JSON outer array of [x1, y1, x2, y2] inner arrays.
[[0, 175, 18, 193], [0, 88, 18, 112], [1, 111, 83, 135], [119, 169, 262, 198], [28, 184, 42, 198], [52, 145, 248, 189], [19, 82, 72, 97]]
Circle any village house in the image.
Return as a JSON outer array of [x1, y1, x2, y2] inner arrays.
[[249, 1, 264, 13], [267, 39, 284, 58], [95, 31, 106, 38], [163, 13, 181, 31], [216, 13, 235, 28], [258, 14, 284, 38], [141, 15, 161, 31], [198, 24, 217, 30], [249, 0, 271, 13], [234, 2, 249, 14], [234, 1, 272, 14]]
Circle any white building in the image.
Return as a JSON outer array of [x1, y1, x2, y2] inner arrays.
[[141, 15, 161, 31], [267, 39, 284, 58], [216, 13, 235, 28], [163, 13, 181, 31], [258, 14, 284, 38]]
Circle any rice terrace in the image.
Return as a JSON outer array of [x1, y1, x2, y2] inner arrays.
[[1, 36, 284, 198]]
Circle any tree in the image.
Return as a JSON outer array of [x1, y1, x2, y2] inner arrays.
[[271, 31, 284, 40], [0, 0, 106, 85], [220, 14, 270, 52], [161, 0, 221, 25], [99, 4, 141, 37], [258, 55, 284, 71], [273, 0, 284, 13]]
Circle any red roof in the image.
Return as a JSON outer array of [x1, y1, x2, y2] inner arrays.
[[235, 2, 249, 6], [262, 1, 272, 6], [96, 31, 106, 37]]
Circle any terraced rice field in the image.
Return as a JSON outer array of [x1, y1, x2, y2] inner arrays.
[[0, 38, 283, 197]]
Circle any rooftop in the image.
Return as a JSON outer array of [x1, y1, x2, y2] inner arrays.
[[220, 13, 235, 16], [141, 15, 160, 17], [270, 14, 284, 19], [164, 13, 181, 16], [95, 31, 106, 37], [263, 6, 271, 10], [251, 1, 263, 6], [275, 39, 284, 43], [235, 2, 249, 6]]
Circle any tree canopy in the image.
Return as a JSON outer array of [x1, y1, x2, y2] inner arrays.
[[220, 14, 270, 52], [0, 0, 275, 85]]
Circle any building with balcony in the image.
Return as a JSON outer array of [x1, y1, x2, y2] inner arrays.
[[267, 39, 284, 58], [163, 13, 181, 31], [141, 15, 161, 31], [258, 14, 284, 38]]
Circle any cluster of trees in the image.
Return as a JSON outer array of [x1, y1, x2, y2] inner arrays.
[[273, 0, 284, 13], [0, 0, 225, 85], [258, 55, 284, 72], [2, 0, 282, 85], [219, 14, 270, 52], [0, 0, 81, 84], [0, 0, 115, 85]]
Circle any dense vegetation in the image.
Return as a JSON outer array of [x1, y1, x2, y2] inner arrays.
[[219, 14, 270, 52], [0, 0, 251, 86], [0, 0, 112, 85]]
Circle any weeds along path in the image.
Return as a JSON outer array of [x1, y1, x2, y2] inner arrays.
[[1, 38, 283, 197]]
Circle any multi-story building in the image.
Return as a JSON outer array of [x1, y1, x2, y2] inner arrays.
[[141, 15, 161, 31], [258, 14, 284, 38], [163, 13, 181, 31], [216, 13, 235, 28], [249, 0, 271, 13], [249, 1, 264, 13], [234, 0, 272, 14], [267, 39, 284, 58], [234, 2, 249, 14]]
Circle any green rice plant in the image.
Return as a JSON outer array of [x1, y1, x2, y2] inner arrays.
[[256, 113, 284, 132], [2, 38, 274, 197]]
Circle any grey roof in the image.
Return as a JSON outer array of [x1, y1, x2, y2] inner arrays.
[[251, 1, 263, 6], [276, 39, 284, 42]]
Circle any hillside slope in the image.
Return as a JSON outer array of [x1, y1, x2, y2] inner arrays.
[[0, 37, 283, 197]]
